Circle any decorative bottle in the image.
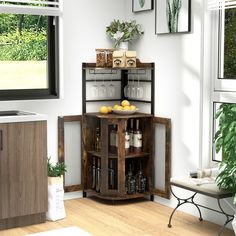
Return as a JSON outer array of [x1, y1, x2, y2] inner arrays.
[[96, 158, 101, 192], [133, 119, 142, 153], [136, 162, 146, 193], [109, 159, 115, 189], [129, 119, 134, 153], [125, 164, 136, 194], [124, 121, 130, 155], [95, 127, 101, 152], [110, 125, 117, 154], [92, 157, 96, 189]]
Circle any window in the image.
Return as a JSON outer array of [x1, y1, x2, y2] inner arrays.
[[210, 4, 236, 161], [0, 0, 61, 100]]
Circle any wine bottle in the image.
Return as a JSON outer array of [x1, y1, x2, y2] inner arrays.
[[128, 119, 134, 153], [136, 161, 146, 193], [109, 159, 115, 189], [96, 158, 101, 192], [125, 164, 136, 194], [110, 125, 117, 154], [92, 157, 96, 190], [124, 121, 130, 155], [133, 119, 142, 153], [94, 127, 101, 152]]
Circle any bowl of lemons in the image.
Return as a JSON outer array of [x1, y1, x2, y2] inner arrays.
[[112, 100, 138, 115]]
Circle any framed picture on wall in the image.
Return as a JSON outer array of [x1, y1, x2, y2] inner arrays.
[[155, 0, 191, 34], [132, 0, 154, 12]]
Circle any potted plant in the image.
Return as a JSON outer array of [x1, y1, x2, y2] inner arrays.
[[46, 158, 67, 221], [106, 19, 144, 50], [214, 103, 236, 231]]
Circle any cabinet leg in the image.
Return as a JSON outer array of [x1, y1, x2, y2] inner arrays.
[[150, 194, 154, 201], [83, 191, 87, 198]]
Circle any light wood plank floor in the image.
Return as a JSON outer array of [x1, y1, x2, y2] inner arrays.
[[0, 198, 234, 236]]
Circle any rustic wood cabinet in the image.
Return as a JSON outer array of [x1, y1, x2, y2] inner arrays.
[[0, 121, 47, 229], [81, 112, 171, 200]]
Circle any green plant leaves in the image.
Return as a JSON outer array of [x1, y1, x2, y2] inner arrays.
[[47, 157, 67, 177], [139, 0, 145, 8]]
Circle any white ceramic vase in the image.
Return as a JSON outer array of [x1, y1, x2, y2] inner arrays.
[[118, 41, 128, 51]]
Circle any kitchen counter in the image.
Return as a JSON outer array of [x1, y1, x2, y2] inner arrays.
[[0, 110, 47, 123]]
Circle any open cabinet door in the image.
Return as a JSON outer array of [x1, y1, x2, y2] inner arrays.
[[152, 117, 171, 199], [58, 115, 83, 192]]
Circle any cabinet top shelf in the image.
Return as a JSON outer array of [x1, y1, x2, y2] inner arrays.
[[84, 112, 153, 119], [82, 62, 154, 70]]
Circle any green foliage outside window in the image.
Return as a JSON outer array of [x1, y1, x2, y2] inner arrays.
[[0, 14, 47, 61]]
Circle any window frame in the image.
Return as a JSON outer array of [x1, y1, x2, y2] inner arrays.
[[0, 14, 60, 100]]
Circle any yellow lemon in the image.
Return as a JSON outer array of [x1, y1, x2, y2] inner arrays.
[[123, 106, 131, 110], [99, 106, 109, 114], [107, 106, 112, 113], [116, 105, 123, 110], [121, 100, 130, 107], [113, 104, 120, 110], [130, 105, 136, 110]]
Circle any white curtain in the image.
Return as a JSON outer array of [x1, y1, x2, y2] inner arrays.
[[0, 0, 62, 16], [208, 0, 236, 10]]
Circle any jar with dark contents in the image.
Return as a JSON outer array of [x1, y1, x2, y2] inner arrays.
[[96, 49, 106, 67], [106, 49, 114, 67]]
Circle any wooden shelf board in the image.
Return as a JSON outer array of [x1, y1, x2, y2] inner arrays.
[[84, 112, 153, 119], [85, 189, 150, 200], [125, 152, 150, 159], [87, 151, 102, 158]]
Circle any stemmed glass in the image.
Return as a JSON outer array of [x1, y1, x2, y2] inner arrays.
[[99, 77, 107, 98], [92, 75, 98, 98], [136, 73, 144, 99], [107, 77, 115, 97], [124, 74, 131, 98], [131, 74, 136, 99]]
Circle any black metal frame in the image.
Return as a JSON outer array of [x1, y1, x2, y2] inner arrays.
[[0, 16, 59, 100], [168, 186, 234, 236], [82, 63, 155, 115]]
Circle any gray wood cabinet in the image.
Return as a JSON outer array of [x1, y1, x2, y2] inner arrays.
[[0, 121, 47, 229]]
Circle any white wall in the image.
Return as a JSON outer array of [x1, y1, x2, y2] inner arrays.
[[125, 0, 235, 227], [0, 0, 125, 163]]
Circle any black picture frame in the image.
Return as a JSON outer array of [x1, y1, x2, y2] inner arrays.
[[155, 0, 191, 35], [132, 0, 154, 12]]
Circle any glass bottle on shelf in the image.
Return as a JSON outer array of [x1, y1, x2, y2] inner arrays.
[[133, 119, 142, 153], [92, 157, 96, 190], [125, 164, 136, 194], [124, 121, 130, 155], [136, 161, 146, 193], [128, 119, 134, 153], [96, 158, 101, 192], [94, 127, 101, 152], [109, 125, 117, 154], [108, 159, 115, 189]]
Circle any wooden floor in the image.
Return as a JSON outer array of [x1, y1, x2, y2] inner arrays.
[[0, 197, 234, 236]]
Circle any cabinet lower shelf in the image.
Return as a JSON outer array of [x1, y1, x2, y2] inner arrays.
[[84, 189, 150, 200], [87, 150, 150, 159]]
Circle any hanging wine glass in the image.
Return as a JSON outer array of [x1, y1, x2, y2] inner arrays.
[[136, 72, 144, 99], [107, 75, 115, 97], [92, 74, 98, 98], [99, 76, 107, 98], [124, 72, 130, 97], [131, 74, 136, 99]]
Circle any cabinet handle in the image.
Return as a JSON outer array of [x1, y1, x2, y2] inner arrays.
[[0, 130, 2, 151]]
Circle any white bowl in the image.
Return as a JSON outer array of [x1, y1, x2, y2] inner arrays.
[[112, 109, 138, 115]]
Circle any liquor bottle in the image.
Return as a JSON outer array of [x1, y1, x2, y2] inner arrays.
[[96, 158, 101, 192], [136, 162, 146, 193], [92, 157, 96, 189], [124, 121, 130, 155], [133, 119, 142, 153], [94, 127, 101, 152], [128, 119, 134, 153], [125, 164, 136, 194], [109, 159, 115, 189], [110, 125, 117, 154]]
